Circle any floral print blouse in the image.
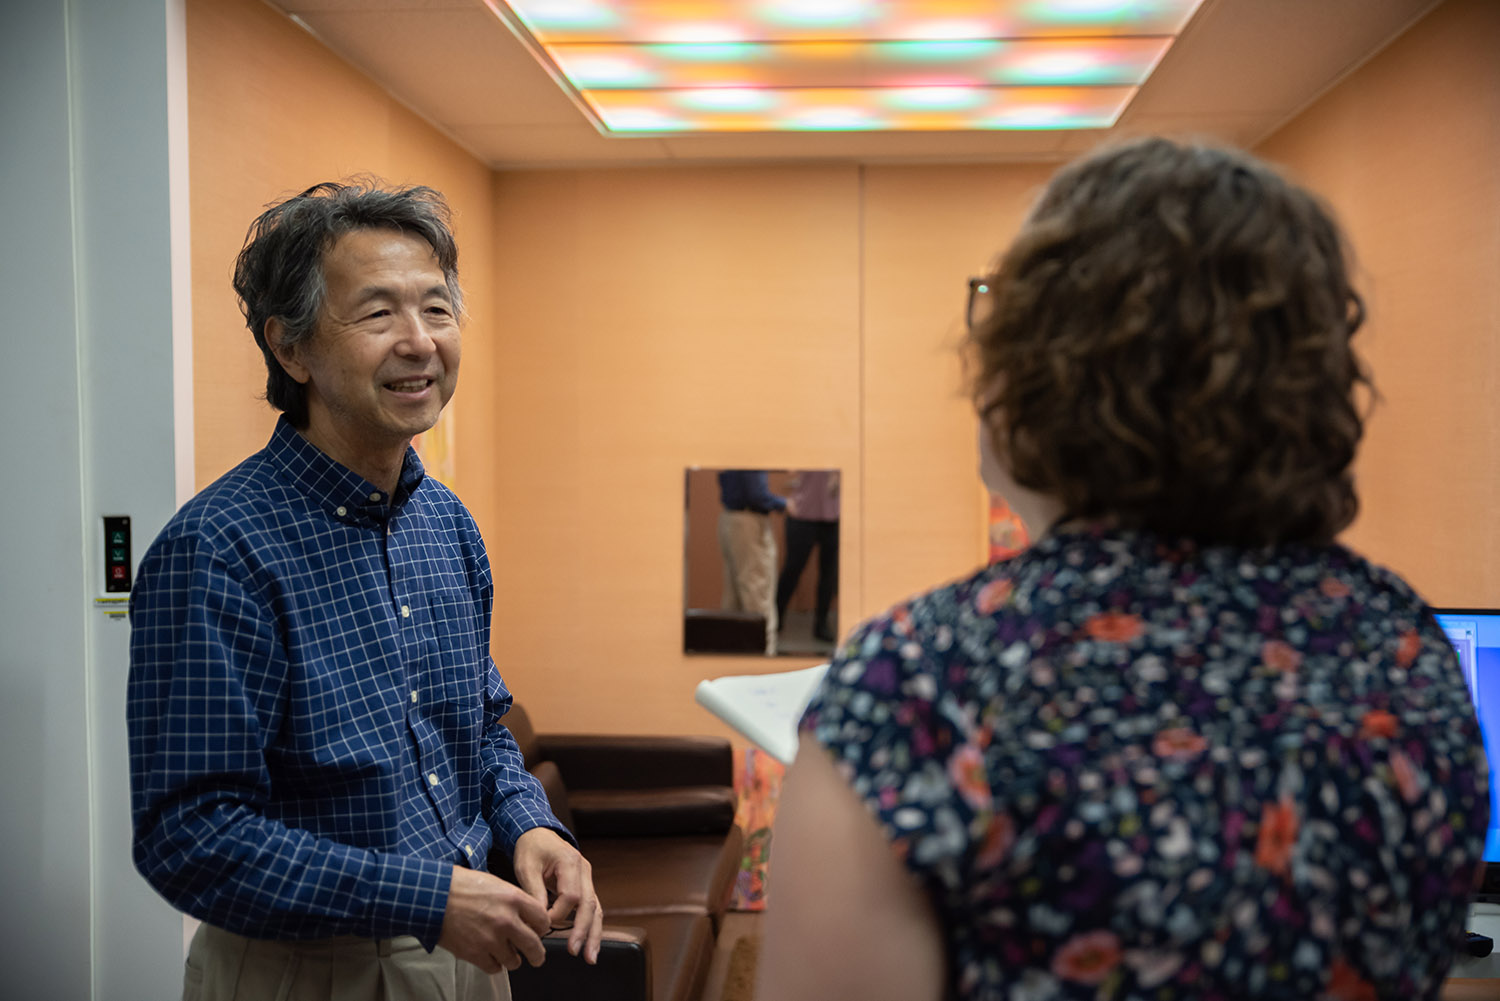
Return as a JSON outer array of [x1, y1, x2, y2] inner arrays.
[[801, 525, 1488, 1001]]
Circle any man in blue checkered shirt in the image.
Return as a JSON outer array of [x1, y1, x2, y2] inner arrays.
[[127, 182, 602, 1000]]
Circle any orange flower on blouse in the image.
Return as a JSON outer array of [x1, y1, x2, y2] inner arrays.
[[975, 578, 1014, 615], [1390, 749, 1422, 804], [1254, 797, 1299, 877], [1153, 726, 1209, 759], [948, 743, 992, 811], [1085, 612, 1144, 643], [974, 812, 1016, 869], [1261, 640, 1302, 673], [1396, 629, 1420, 668], [1051, 930, 1123, 984], [1326, 957, 1378, 1001], [1358, 709, 1399, 740], [1320, 576, 1353, 600]]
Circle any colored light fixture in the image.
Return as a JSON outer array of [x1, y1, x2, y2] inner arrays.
[[489, 0, 1205, 134]]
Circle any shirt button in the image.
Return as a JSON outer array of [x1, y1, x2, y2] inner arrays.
[[428, 773, 440, 786], [411, 690, 418, 703], [463, 844, 473, 856], [335, 506, 347, 516], [370, 492, 382, 501], [401, 605, 411, 618]]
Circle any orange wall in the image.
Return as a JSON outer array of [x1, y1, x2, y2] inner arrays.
[[860, 163, 1055, 613], [186, 0, 499, 532], [479, 161, 1056, 736], [1255, 0, 1500, 605], [485, 166, 866, 737]]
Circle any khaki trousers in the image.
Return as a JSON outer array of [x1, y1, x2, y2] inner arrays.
[[183, 923, 509, 1001], [718, 509, 778, 655]]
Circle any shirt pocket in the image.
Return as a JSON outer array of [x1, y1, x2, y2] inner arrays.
[[427, 591, 485, 711]]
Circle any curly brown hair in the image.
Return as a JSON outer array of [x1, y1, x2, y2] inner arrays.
[[969, 137, 1370, 546]]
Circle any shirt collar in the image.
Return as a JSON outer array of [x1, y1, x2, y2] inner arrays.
[[267, 416, 427, 524]]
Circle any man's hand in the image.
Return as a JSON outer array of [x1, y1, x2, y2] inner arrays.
[[513, 827, 605, 964], [437, 866, 551, 974]]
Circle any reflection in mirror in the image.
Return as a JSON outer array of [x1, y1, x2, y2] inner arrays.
[[684, 468, 840, 657]]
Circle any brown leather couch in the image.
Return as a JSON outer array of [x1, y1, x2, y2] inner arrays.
[[492, 705, 745, 1001]]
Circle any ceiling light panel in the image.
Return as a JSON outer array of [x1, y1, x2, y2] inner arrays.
[[496, 0, 1205, 133], [589, 85, 1136, 132], [551, 37, 1172, 90], [509, 1, 1202, 42]]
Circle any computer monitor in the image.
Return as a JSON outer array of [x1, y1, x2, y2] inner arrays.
[[1432, 608, 1500, 891]]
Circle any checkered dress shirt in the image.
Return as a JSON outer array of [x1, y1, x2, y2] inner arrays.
[[127, 418, 566, 948]]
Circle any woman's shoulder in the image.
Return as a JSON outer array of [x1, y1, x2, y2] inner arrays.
[[841, 559, 1025, 649], [820, 549, 1058, 712], [828, 528, 1441, 681]]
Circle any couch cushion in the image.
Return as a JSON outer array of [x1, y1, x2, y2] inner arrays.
[[569, 786, 736, 838], [540, 735, 734, 790], [583, 830, 744, 928]]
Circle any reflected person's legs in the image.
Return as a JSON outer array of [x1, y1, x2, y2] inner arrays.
[[776, 516, 817, 628], [719, 510, 779, 654], [718, 510, 744, 612], [719, 511, 777, 652], [752, 517, 778, 655], [813, 519, 840, 642]]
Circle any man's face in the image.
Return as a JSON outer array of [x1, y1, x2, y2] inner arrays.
[[282, 227, 461, 464]]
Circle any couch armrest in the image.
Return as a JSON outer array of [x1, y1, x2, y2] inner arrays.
[[537, 735, 733, 790], [508, 927, 651, 1001], [570, 786, 737, 838]]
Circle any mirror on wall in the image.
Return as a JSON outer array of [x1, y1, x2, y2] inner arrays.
[[683, 468, 841, 657]]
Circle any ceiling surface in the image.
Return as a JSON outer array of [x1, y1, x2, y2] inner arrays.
[[268, 0, 1441, 168]]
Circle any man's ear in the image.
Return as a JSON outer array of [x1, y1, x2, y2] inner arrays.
[[265, 317, 311, 385]]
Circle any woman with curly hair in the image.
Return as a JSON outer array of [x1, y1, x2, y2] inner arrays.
[[757, 138, 1488, 1001]]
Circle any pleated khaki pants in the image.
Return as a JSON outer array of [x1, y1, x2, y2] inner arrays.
[[183, 922, 509, 1001], [718, 509, 778, 655]]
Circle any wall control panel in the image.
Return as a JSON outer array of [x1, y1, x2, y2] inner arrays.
[[104, 515, 132, 593]]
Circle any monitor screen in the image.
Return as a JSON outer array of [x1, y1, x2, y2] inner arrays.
[[1432, 608, 1500, 865]]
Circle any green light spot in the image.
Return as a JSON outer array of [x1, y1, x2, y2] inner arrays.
[[1024, 0, 1144, 24], [651, 42, 759, 62]]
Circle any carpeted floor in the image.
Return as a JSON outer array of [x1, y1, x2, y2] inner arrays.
[[719, 934, 760, 1001]]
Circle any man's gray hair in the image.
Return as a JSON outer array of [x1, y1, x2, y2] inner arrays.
[[232, 180, 465, 428]]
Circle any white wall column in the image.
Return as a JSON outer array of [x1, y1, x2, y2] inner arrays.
[[1, 1, 190, 997]]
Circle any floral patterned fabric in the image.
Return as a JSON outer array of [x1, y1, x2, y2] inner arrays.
[[730, 746, 786, 910], [801, 525, 1488, 1001]]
